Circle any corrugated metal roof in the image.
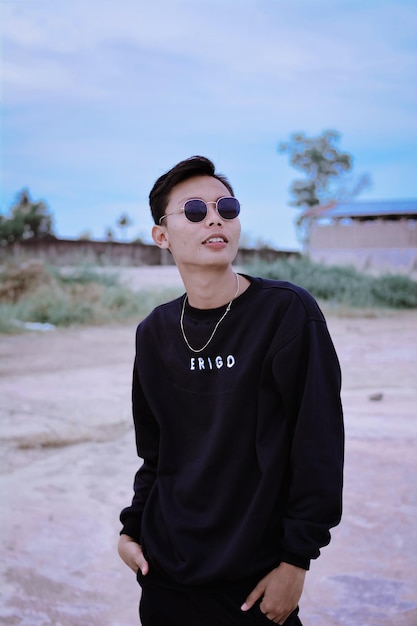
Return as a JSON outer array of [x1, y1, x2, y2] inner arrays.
[[318, 199, 417, 219]]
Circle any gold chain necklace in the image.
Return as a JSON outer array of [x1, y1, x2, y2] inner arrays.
[[180, 273, 240, 353]]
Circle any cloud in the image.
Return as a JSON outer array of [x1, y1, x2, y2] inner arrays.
[[1, 0, 416, 246], [3, 1, 416, 114]]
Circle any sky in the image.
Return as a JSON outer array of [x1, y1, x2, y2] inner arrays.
[[1, 0, 416, 250]]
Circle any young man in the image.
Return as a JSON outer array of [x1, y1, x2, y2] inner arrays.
[[118, 156, 344, 625]]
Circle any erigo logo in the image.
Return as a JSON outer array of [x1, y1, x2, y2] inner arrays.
[[189, 355, 236, 371]]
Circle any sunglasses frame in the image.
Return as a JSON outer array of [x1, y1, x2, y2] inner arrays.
[[159, 196, 240, 225]]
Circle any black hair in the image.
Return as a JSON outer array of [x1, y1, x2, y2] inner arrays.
[[149, 156, 234, 224]]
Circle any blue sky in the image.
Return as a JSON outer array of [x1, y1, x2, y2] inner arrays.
[[1, 0, 416, 250]]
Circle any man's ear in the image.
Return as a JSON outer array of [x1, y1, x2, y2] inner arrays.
[[152, 224, 170, 249]]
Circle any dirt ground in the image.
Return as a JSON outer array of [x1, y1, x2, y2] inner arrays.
[[1, 266, 417, 626]]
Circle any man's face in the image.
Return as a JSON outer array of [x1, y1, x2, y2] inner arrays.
[[155, 175, 241, 271]]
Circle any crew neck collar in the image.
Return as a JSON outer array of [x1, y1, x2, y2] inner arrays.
[[183, 274, 259, 319]]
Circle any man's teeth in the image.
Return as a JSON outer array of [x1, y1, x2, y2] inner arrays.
[[206, 237, 224, 243]]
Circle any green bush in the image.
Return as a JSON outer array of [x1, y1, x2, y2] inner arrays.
[[53, 265, 120, 287], [1, 257, 416, 334], [245, 257, 417, 309], [0, 262, 182, 332], [370, 274, 417, 308]]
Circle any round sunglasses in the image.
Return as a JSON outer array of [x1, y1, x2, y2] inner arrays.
[[159, 197, 240, 224]]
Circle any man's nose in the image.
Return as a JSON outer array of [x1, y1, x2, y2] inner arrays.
[[205, 203, 223, 226]]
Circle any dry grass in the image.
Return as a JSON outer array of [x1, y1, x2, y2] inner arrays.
[[0, 261, 181, 332]]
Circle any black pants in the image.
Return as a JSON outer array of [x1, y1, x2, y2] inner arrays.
[[138, 576, 302, 626]]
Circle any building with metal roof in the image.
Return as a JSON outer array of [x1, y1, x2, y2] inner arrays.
[[302, 199, 417, 275]]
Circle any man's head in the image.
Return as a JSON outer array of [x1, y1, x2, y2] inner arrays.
[[149, 156, 235, 225], [150, 156, 241, 270]]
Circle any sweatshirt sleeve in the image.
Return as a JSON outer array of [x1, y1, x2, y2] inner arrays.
[[272, 314, 344, 570], [119, 355, 160, 542]]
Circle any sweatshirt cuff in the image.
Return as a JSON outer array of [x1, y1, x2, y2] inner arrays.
[[280, 551, 310, 571], [119, 519, 142, 543]]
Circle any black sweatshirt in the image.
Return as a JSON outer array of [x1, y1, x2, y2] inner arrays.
[[120, 276, 344, 586]]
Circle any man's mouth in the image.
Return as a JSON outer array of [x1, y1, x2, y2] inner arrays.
[[203, 236, 228, 245]]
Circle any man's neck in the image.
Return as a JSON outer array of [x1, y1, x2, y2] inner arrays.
[[178, 265, 251, 309], [179, 266, 241, 310]]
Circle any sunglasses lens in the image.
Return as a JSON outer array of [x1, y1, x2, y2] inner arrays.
[[217, 197, 240, 220], [183, 197, 240, 222], [184, 199, 207, 222]]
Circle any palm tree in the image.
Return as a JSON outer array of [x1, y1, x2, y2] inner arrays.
[[116, 212, 133, 241]]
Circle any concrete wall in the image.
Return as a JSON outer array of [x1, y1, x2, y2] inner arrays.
[[310, 219, 417, 249], [308, 219, 417, 274], [0, 239, 168, 266], [0, 238, 297, 267]]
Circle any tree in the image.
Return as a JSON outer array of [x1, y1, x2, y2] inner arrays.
[[0, 213, 25, 244], [78, 230, 92, 241], [278, 130, 371, 247], [116, 212, 133, 241], [278, 129, 370, 208], [105, 227, 115, 241], [0, 188, 54, 244]]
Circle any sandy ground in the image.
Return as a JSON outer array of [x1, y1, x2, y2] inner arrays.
[[1, 266, 417, 626]]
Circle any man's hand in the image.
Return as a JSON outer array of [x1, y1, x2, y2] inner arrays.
[[241, 562, 306, 624], [117, 534, 149, 575]]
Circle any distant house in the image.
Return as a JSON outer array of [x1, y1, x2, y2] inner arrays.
[[301, 199, 417, 274]]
